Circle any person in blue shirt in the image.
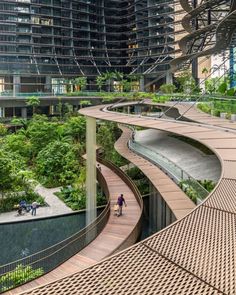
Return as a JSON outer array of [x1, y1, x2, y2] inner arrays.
[[116, 194, 127, 217]]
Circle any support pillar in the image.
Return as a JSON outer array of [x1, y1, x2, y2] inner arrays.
[[45, 76, 52, 93], [230, 47, 236, 88], [21, 107, 27, 119], [157, 192, 162, 231], [86, 116, 97, 226], [13, 75, 20, 97], [127, 106, 130, 115], [165, 71, 173, 84], [0, 107, 5, 118], [149, 183, 158, 234], [192, 58, 199, 85], [49, 105, 54, 115], [140, 76, 145, 92]]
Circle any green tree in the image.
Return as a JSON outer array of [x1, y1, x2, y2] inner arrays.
[[63, 103, 74, 118], [113, 70, 124, 82], [0, 149, 27, 197], [0, 150, 16, 197], [176, 71, 196, 93], [97, 123, 116, 159], [218, 82, 227, 94], [205, 78, 217, 94], [65, 79, 73, 93], [57, 97, 63, 121], [26, 96, 40, 114], [160, 83, 176, 94], [97, 122, 125, 165], [4, 133, 32, 160], [96, 75, 105, 92], [103, 72, 115, 92], [27, 115, 58, 155], [36, 141, 80, 187], [61, 116, 86, 143], [73, 76, 87, 91], [122, 80, 132, 92]]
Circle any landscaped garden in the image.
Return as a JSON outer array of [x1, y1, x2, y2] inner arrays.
[[0, 107, 111, 213], [1, 67, 230, 213]]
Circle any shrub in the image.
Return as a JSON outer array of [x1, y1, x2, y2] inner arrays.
[[197, 103, 211, 114], [0, 264, 44, 292], [218, 82, 227, 94], [198, 179, 215, 192], [226, 88, 235, 96], [56, 186, 106, 210], [159, 84, 176, 94], [0, 123, 7, 136], [0, 191, 44, 213], [179, 181, 198, 203], [212, 109, 221, 117]]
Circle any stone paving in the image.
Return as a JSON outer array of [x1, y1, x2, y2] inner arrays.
[[135, 129, 221, 182], [0, 185, 72, 223]]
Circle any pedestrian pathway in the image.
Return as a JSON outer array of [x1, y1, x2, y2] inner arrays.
[[0, 185, 72, 223], [135, 129, 221, 182], [5, 163, 142, 295]]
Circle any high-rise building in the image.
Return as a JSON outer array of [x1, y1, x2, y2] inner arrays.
[[0, 0, 178, 94]]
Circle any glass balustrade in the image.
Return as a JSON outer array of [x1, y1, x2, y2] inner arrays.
[[129, 140, 209, 202]]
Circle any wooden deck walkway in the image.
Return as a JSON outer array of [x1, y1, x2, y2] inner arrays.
[[146, 99, 236, 130], [115, 125, 195, 220], [5, 163, 142, 295]]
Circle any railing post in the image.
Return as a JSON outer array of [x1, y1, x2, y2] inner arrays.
[[86, 116, 97, 226]]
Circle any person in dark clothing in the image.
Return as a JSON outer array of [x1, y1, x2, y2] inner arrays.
[[117, 194, 127, 216]]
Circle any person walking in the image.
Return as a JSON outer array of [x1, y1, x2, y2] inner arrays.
[[117, 194, 127, 217], [31, 201, 38, 216]]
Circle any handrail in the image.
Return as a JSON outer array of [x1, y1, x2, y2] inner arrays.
[[97, 156, 143, 253], [98, 157, 143, 209], [128, 139, 209, 201], [0, 168, 110, 293]]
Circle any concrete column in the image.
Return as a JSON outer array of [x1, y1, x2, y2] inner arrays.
[[149, 184, 159, 234], [140, 76, 145, 92], [220, 112, 227, 119], [45, 76, 52, 93], [0, 107, 5, 118], [21, 107, 27, 119], [49, 105, 54, 115], [127, 106, 130, 115], [166, 71, 173, 84], [86, 116, 97, 226], [13, 75, 20, 96], [231, 114, 236, 121], [192, 58, 199, 85], [157, 192, 162, 231]]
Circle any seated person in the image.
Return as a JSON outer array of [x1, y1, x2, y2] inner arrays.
[[19, 200, 27, 210]]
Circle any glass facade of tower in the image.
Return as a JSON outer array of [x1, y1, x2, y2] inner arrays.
[[0, 0, 176, 94]]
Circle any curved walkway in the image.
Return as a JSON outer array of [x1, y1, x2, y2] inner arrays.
[[134, 129, 221, 181], [115, 125, 195, 220], [15, 102, 236, 295], [150, 99, 236, 129], [5, 163, 142, 295]]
